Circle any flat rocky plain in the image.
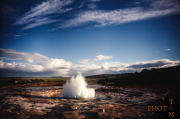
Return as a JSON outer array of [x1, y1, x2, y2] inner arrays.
[[0, 82, 178, 119]]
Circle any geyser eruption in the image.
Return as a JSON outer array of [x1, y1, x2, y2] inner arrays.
[[62, 73, 95, 98]]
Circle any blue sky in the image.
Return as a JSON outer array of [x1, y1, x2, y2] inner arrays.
[[0, 0, 180, 77]]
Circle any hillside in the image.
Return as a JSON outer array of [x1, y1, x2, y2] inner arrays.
[[85, 73, 133, 79], [96, 65, 180, 86]]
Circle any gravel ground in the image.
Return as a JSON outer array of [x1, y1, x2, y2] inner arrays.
[[0, 84, 179, 119]]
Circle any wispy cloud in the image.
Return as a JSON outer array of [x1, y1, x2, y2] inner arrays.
[[22, 17, 58, 30], [90, 0, 101, 2], [14, 0, 180, 30], [15, 0, 74, 30], [60, 0, 180, 28], [88, 3, 98, 9], [14, 35, 21, 37], [163, 48, 171, 51]]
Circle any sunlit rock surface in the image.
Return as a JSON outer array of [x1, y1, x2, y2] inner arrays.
[[0, 85, 167, 119]]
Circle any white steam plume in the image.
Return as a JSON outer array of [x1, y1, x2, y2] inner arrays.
[[62, 73, 95, 98]]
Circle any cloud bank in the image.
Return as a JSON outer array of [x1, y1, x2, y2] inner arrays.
[[0, 48, 179, 77], [0, 48, 72, 77], [74, 59, 180, 76]]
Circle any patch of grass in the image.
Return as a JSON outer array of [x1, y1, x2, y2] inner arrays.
[[0, 77, 70, 86], [0, 77, 104, 86]]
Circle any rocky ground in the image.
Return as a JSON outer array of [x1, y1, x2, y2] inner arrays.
[[0, 83, 179, 119]]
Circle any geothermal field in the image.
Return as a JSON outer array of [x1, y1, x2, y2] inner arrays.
[[1, 0, 180, 118], [0, 73, 174, 119]]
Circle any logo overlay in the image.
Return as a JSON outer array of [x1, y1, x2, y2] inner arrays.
[[148, 99, 180, 118]]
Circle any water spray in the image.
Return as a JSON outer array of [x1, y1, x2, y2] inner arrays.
[[62, 73, 95, 98]]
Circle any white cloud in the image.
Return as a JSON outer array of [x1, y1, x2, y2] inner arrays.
[[0, 60, 44, 72], [0, 57, 15, 60], [104, 59, 180, 73], [78, 55, 113, 64], [0, 48, 49, 63], [94, 55, 113, 61], [60, 0, 180, 28], [46, 59, 72, 69], [1, 48, 180, 77], [16, 0, 74, 29], [0, 48, 72, 76], [72, 59, 180, 76], [101, 62, 122, 69], [70, 64, 101, 76], [78, 59, 91, 64]]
